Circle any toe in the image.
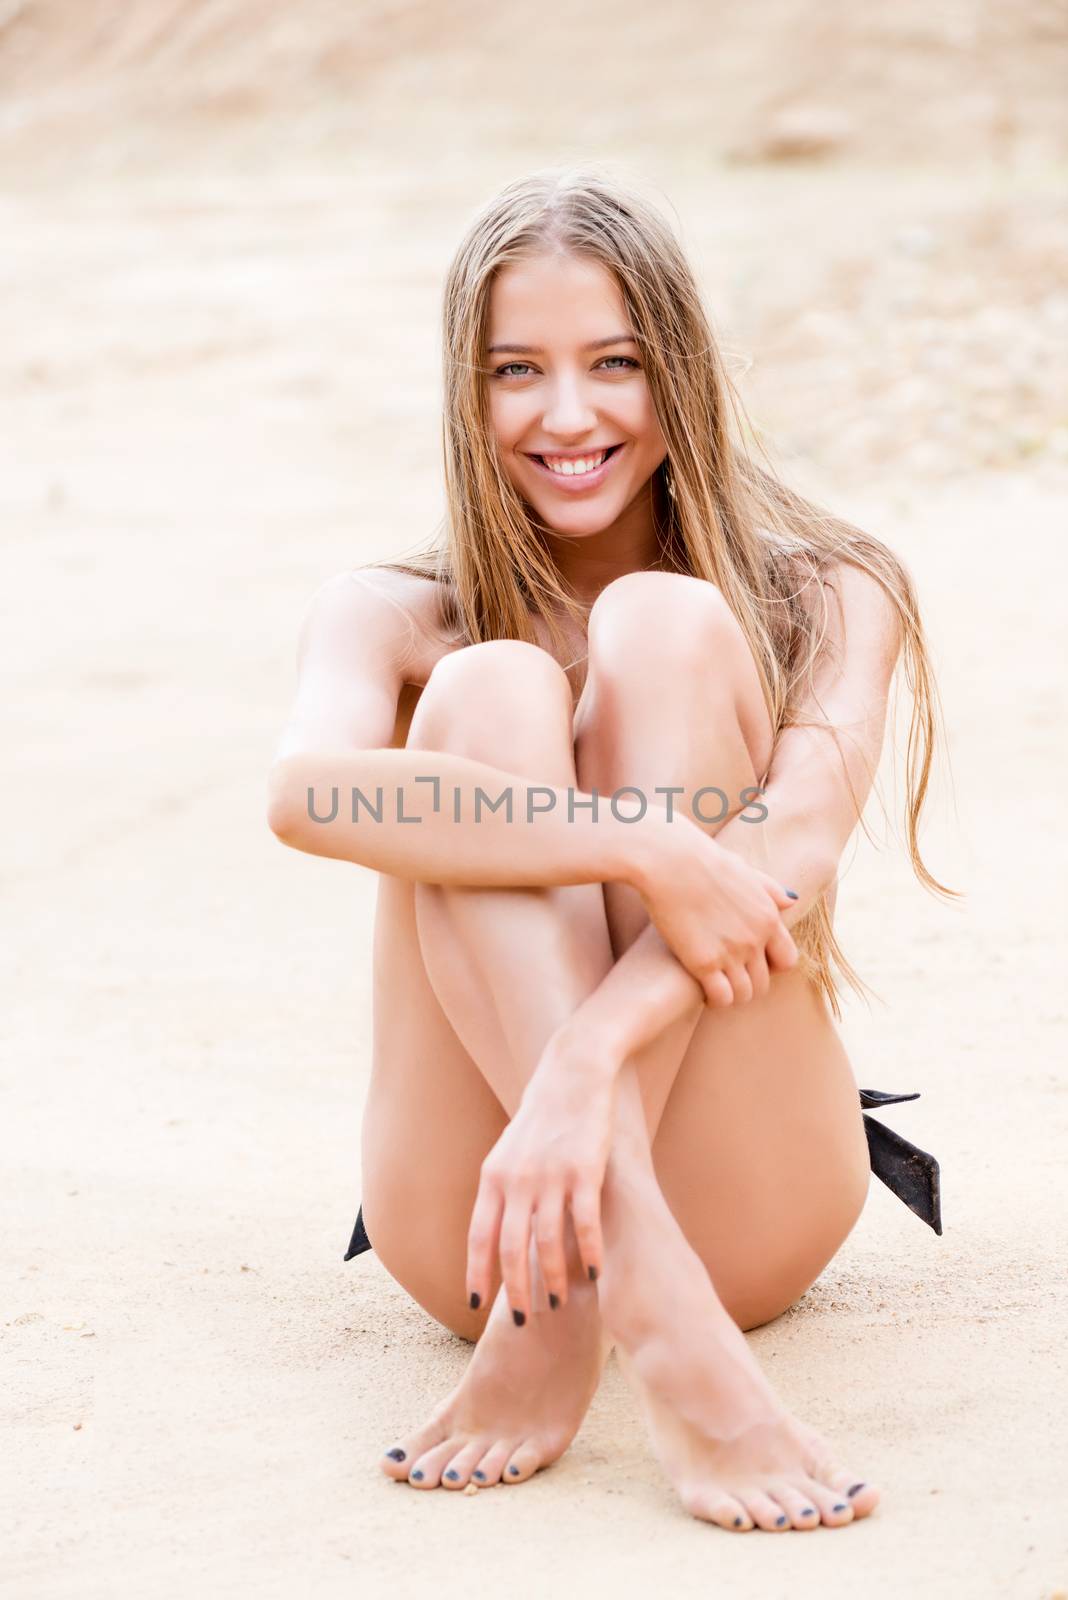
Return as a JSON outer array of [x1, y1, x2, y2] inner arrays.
[[767, 1481, 821, 1530], [802, 1437, 880, 1520], [739, 1489, 790, 1532], [824, 1469, 880, 1520], [380, 1416, 448, 1481], [469, 1439, 517, 1488], [440, 1441, 486, 1489], [501, 1441, 541, 1485], [800, 1477, 855, 1527], [380, 1445, 411, 1481], [408, 1439, 462, 1489], [683, 1488, 753, 1530]]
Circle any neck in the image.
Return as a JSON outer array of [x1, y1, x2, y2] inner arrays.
[[538, 472, 672, 606]]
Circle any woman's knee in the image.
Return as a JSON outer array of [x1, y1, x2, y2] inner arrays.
[[582, 572, 772, 772], [587, 571, 747, 679], [409, 639, 575, 767], [412, 640, 571, 736]]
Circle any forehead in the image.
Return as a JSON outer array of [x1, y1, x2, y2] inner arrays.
[[487, 253, 626, 338]]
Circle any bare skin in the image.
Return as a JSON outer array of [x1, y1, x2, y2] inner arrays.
[[267, 251, 904, 1530], [362, 577, 876, 1529]]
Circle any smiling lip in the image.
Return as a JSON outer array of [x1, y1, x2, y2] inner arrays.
[[525, 443, 625, 490]]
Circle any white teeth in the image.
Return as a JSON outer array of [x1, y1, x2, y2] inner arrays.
[[542, 450, 608, 477]]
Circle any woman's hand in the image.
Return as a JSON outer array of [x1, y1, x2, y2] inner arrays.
[[629, 813, 799, 1008], [465, 1030, 618, 1324]]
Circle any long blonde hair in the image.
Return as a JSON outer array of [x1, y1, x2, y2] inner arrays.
[[365, 164, 958, 1016]]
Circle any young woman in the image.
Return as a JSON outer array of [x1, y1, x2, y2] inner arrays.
[[266, 167, 951, 1533]]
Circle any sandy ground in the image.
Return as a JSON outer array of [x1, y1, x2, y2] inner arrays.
[[3, 5, 1068, 1597]]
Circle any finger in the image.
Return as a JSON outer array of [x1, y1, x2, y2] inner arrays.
[[533, 1190, 569, 1310], [703, 968, 734, 1008], [746, 949, 771, 1001], [569, 1183, 604, 1285], [761, 875, 800, 911], [465, 1181, 503, 1313], [498, 1197, 534, 1325], [766, 921, 799, 973], [723, 961, 753, 1006]]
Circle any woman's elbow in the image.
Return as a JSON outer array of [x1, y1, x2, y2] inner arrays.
[[265, 763, 302, 844], [802, 840, 842, 899]]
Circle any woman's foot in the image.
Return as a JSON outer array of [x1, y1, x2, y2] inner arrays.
[[379, 1275, 604, 1489], [600, 1171, 881, 1532]]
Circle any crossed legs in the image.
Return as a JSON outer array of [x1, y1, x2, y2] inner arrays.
[[361, 574, 875, 1529]]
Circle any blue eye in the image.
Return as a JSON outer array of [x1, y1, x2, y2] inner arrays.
[[492, 356, 639, 379]]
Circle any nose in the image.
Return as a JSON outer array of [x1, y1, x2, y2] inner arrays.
[[542, 369, 598, 438]]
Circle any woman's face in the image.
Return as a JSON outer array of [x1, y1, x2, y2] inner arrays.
[[484, 252, 668, 539]]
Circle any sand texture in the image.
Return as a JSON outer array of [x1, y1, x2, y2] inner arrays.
[[3, 4, 1067, 1596]]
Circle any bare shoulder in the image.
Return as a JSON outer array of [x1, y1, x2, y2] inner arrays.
[[301, 565, 460, 687], [814, 558, 904, 683], [793, 553, 901, 646]]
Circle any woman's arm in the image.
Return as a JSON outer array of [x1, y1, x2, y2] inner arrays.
[[267, 569, 659, 891], [267, 571, 795, 1002], [712, 561, 903, 906], [550, 562, 904, 1068]]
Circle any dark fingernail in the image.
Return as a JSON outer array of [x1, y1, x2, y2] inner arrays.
[[444, 1470, 459, 1481], [385, 1448, 406, 1462], [833, 1502, 847, 1512], [775, 1515, 787, 1526], [548, 1293, 560, 1310], [801, 1507, 817, 1517], [733, 1516, 744, 1527], [588, 1265, 599, 1282], [469, 1292, 481, 1310], [508, 1464, 520, 1476], [847, 1482, 865, 1497], [411, 1470, 424, 1481], [473, 1470, 486, 1481], [512, 1308, 526, 1326], [786, 889, 799, 900]]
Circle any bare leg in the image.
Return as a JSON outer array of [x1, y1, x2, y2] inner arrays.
[[370, 576, 876, 1528]]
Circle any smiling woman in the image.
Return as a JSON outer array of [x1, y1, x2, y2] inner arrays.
[[484, 257, 670, 565], [267, 164, 955, 1534]]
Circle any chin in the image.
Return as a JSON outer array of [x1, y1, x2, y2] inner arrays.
[[541, 508, 620, 536]]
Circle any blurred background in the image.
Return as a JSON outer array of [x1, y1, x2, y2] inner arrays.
[[4, 5, 1066, 1597]]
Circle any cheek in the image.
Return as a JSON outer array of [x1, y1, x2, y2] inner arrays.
[[487, 389, 528, 445], [615, 390, 664, 451], [635, 398, 666, 447]]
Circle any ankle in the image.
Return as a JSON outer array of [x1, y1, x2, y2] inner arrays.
[[602, 1148, 668, 1239]]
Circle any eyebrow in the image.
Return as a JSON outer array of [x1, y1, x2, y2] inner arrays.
[[486, 334, 638, 355]]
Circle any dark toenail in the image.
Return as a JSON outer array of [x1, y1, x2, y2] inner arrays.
[[786, 888, 799, 899], [776, 1515, 787, 1526], [444, 1470, 459, 1481], [801, 1508, 816, 1517], [385, 1448, 406, 1462], [549, 1293, 560, 1310], [733, 1516, 744, 1527], [847, 1482, 866, 1496], [512, 1309, 526, 1327], [833, 1502, 847, 1512], [411, 1470, 424, 1481], [588, 1265, 599, 1281], [508, 1464, 520, 1476], [469, 1292, 481, 1310], [473, 1471, 486, 1481]]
